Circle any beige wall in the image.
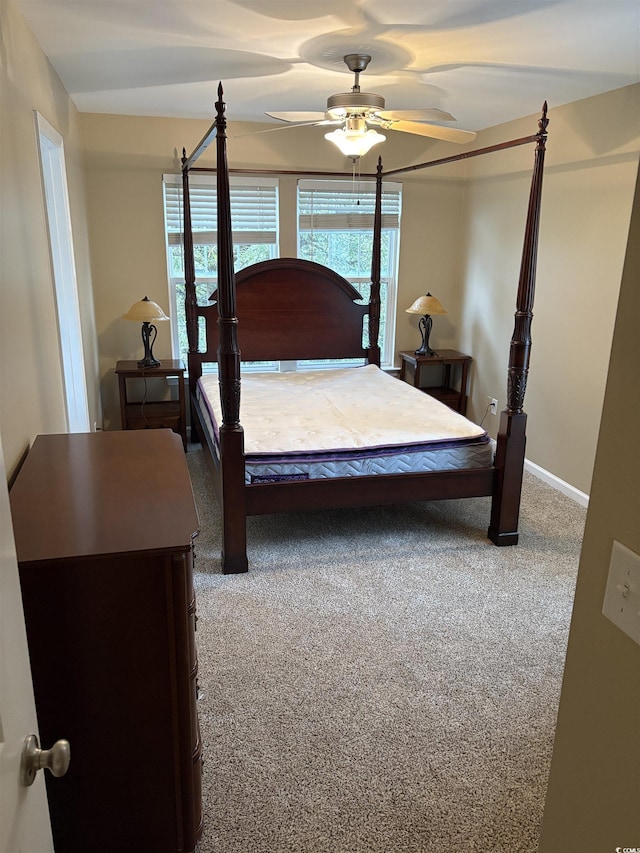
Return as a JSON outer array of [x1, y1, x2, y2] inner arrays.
[[0, 0, 100, 477], [81, 89, 638, 493], [457, 86, 639, 493], [539, 164, 640, 853], [394, 176, 467, 352]]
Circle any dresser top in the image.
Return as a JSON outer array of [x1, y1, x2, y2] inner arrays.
[[10, 430, 199, 564]]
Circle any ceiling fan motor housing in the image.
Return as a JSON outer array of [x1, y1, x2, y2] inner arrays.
[[327, 91, 386, 118]]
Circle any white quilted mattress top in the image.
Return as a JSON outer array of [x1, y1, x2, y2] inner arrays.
[[198, 364, 484, 455]]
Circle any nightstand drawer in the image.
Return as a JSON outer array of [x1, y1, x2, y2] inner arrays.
[[124, 401, 181, 431], [424, 386, 464, 411]]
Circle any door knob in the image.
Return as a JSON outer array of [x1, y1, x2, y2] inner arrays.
[[20, 734, 70, 787]]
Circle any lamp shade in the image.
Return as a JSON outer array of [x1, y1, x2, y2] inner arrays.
[[122, 296, 169, 323], [405, 293, 447, 316]]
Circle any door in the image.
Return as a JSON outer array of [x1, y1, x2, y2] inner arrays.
[[34, 112, 91, 433], [0, 434, 53, 852]]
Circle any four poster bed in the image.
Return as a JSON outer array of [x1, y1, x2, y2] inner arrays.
[[181, 85, 549, 573]]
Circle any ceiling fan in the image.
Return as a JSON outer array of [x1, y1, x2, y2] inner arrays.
[[265, 54, 477, 159]]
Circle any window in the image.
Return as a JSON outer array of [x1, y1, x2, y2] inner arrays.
[[162, 174, 402, 372], [163, 174, 279, 365], [298, 179, 402, 368]]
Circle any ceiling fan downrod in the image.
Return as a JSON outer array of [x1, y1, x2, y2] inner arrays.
[[343, 53, 372, 93], [327, 54, 385, 117]]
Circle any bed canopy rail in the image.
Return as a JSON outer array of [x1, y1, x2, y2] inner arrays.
[[180, 86, 549, 571]]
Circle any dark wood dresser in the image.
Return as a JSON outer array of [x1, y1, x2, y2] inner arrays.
[[10, 430, 202, 853]]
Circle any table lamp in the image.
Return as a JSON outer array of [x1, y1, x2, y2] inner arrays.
[[123, 296, 169, 368], [405, 293, 447, 356]]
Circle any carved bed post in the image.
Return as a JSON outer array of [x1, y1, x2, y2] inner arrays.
[[181, 150, 200, 438], [215, 83, 248, 573], [489, 103, 549, 545], [367, 157, 383, 366]]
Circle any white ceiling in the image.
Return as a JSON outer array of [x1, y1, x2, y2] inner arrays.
[[15, 0, 640, 133]]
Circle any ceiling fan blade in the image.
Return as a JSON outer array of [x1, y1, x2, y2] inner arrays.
[[265, 111, 327, 123], [387, 120, 477, 144], [233, 118, 338, 139], [378, 108, 457, 123]]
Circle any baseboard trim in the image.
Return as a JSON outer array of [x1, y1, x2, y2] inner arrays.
[[524, 459, 589, 508]]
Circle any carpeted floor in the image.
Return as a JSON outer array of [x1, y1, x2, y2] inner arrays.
[[187, 447, 585, 853]]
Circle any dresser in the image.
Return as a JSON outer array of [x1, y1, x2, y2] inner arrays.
[[10, 430, 202, 853]]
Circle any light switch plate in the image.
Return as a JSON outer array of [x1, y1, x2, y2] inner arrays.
[[602, 540, 640, 645]]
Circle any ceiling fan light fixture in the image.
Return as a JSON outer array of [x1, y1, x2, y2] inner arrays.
[[264, 52, 475, 147], [324, 118, 385, 159]]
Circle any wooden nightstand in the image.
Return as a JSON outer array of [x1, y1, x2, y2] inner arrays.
[[115, 359, 187, 450], [398, 349, 472, 415]]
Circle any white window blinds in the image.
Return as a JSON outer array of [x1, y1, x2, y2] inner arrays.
[[163, 174, 278, 246], [298, 179, 402, 230]]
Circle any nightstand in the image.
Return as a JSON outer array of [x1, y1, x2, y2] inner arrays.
[[115, 359, 187, 450], [398, 349, 472, 415]]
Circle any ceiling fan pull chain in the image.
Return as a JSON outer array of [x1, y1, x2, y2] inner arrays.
[[351, 158, 361, 206]]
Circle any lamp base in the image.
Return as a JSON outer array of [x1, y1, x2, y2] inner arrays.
[[414, 345, 438, 357], [415, 314, 438, 357], [138, 322, 161, 368], [137, 355, 161, 368]]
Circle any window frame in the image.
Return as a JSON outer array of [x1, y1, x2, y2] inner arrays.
[[163, 173, 279, 369], [297, 178, 401, 369]]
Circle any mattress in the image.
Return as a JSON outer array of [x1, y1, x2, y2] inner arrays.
[[196, 364, 493, 484]]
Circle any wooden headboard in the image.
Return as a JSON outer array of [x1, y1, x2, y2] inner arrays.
[[198, 257, 369, 364]]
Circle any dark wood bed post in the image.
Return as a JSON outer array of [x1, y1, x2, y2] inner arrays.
[[214, 83, 249, 573], [181, 149, 201, 441], [181, 153, 198, 355], [367, 157, 383, 366], [489, 102, 549, 545]]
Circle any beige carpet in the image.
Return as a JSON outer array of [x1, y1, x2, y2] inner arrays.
[[187, 448, 585, 853]]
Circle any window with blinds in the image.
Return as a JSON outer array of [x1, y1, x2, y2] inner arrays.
[[162, 174, 402, 372], [163, 174, 279, 366], [164, 174, 278, 249], [298, 179, 401, 234], [298, 179, 402, 368]]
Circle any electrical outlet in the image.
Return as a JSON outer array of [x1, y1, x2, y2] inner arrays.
[[488, 397, 498, 416]]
